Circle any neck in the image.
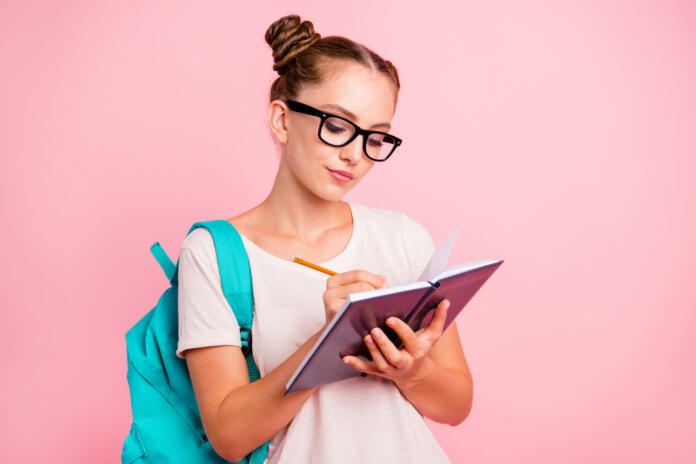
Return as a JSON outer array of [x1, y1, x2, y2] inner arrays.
[[254, 161, 352, 244]]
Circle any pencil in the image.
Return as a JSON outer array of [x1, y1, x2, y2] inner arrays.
[[292, 257, 337, 275]]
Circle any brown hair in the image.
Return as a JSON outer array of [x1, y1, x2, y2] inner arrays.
[[264, 14, 400, 105]]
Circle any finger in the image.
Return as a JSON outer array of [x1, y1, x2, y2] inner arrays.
[[386, 317, 422, 358], [426, 299, 450, 337], [345, 280, 380, 295], [364, 334, 393, 372], [328, 269, 386, 289], [325, 281, 377, 303], [342, 355, 381, 376], [369, 328, 405, 369]]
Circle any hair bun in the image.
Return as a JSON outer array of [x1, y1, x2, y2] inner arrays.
[[265, 15, 321, 75]]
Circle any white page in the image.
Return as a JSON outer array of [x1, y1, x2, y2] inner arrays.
[[431, 258, 502, 282], [418, 229, 460, 282]]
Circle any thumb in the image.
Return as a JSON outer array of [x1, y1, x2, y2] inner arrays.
[[426, 299, 449, 337]]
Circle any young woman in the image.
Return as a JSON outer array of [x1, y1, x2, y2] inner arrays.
[[176, 14, 473, 463]]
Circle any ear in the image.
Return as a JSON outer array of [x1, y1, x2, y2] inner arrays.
[[268, 100, 289, 144]]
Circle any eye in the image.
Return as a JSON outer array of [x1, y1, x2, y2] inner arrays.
[[325, 121, 345, 133], [367, 139, 383, 147]]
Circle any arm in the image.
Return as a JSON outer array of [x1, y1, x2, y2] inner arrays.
[[184, 324, 327, 462], [176, 236, 329, 461], [393, 322, 473, 425]]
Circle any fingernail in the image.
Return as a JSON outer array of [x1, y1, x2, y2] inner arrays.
[[386, 318, 396, 326], [364, 335, 373, 344], [371, 328, 382, 338]]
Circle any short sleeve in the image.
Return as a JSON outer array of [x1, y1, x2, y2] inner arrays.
[[176, 228, 242, 358], [401, 213, 437, 282]]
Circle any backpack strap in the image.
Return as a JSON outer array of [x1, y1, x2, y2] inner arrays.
[[169, 220, 258, 373], [185, 220, 254, 328], [190, 220, 254, 328], [149, 242, 176, 281], [172, 219, 269, 463]]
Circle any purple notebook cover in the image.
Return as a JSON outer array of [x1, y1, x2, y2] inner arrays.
[[285, 258, 503, 394]]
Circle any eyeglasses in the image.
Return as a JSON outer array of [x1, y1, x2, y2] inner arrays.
[[284, 99, 402, 162]]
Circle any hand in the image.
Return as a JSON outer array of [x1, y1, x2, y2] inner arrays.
[[323, 270, 387, 326], [341, 298, 451, 386]]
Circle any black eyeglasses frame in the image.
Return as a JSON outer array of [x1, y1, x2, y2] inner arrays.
[[284, 99, 402, 162]]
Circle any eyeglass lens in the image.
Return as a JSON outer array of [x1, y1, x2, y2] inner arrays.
[[321, 116, 396, 161]]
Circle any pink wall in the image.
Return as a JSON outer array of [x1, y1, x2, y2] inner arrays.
[[1, 1, 694, 462]]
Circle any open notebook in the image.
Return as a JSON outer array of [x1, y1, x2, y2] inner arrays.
[[285, 230, 504, 394]]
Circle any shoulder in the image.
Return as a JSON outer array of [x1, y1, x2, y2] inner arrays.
[[180, 227, 217, 268], [181, 227, 214, 252], [399, 211, 432, 244]]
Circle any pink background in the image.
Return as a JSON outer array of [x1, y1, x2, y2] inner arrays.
[[1, 1, 694, 462]]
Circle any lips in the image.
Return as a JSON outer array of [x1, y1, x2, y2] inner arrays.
[[327, 168, 354, 179]]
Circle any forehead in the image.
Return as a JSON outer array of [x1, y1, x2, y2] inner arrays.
[[297, 62, 396, 127]]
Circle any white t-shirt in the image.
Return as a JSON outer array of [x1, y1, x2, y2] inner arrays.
[[176, 201, 450, 463]]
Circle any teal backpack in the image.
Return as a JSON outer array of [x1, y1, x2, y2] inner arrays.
[[122, 220, 270, 463]]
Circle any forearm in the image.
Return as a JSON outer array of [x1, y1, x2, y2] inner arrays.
[[394, 356, 473, 426], [215, 327, 324, 461]]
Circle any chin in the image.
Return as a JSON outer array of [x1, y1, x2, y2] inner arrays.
[[322, 189, 348, 202], [316, 183, 351, 202]]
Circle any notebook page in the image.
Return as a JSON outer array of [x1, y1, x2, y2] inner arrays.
[[418, 229, 460, 282]]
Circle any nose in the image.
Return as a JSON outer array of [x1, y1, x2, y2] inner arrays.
[[339, 133, 365, 164]]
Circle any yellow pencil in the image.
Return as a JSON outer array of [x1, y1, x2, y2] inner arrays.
[[292, 257, 337, 275]]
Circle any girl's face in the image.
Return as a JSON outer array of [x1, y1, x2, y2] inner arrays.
[[274, 62, 398, 201]]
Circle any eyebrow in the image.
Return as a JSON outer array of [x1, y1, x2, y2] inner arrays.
[[320, 103, 392, 130]]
